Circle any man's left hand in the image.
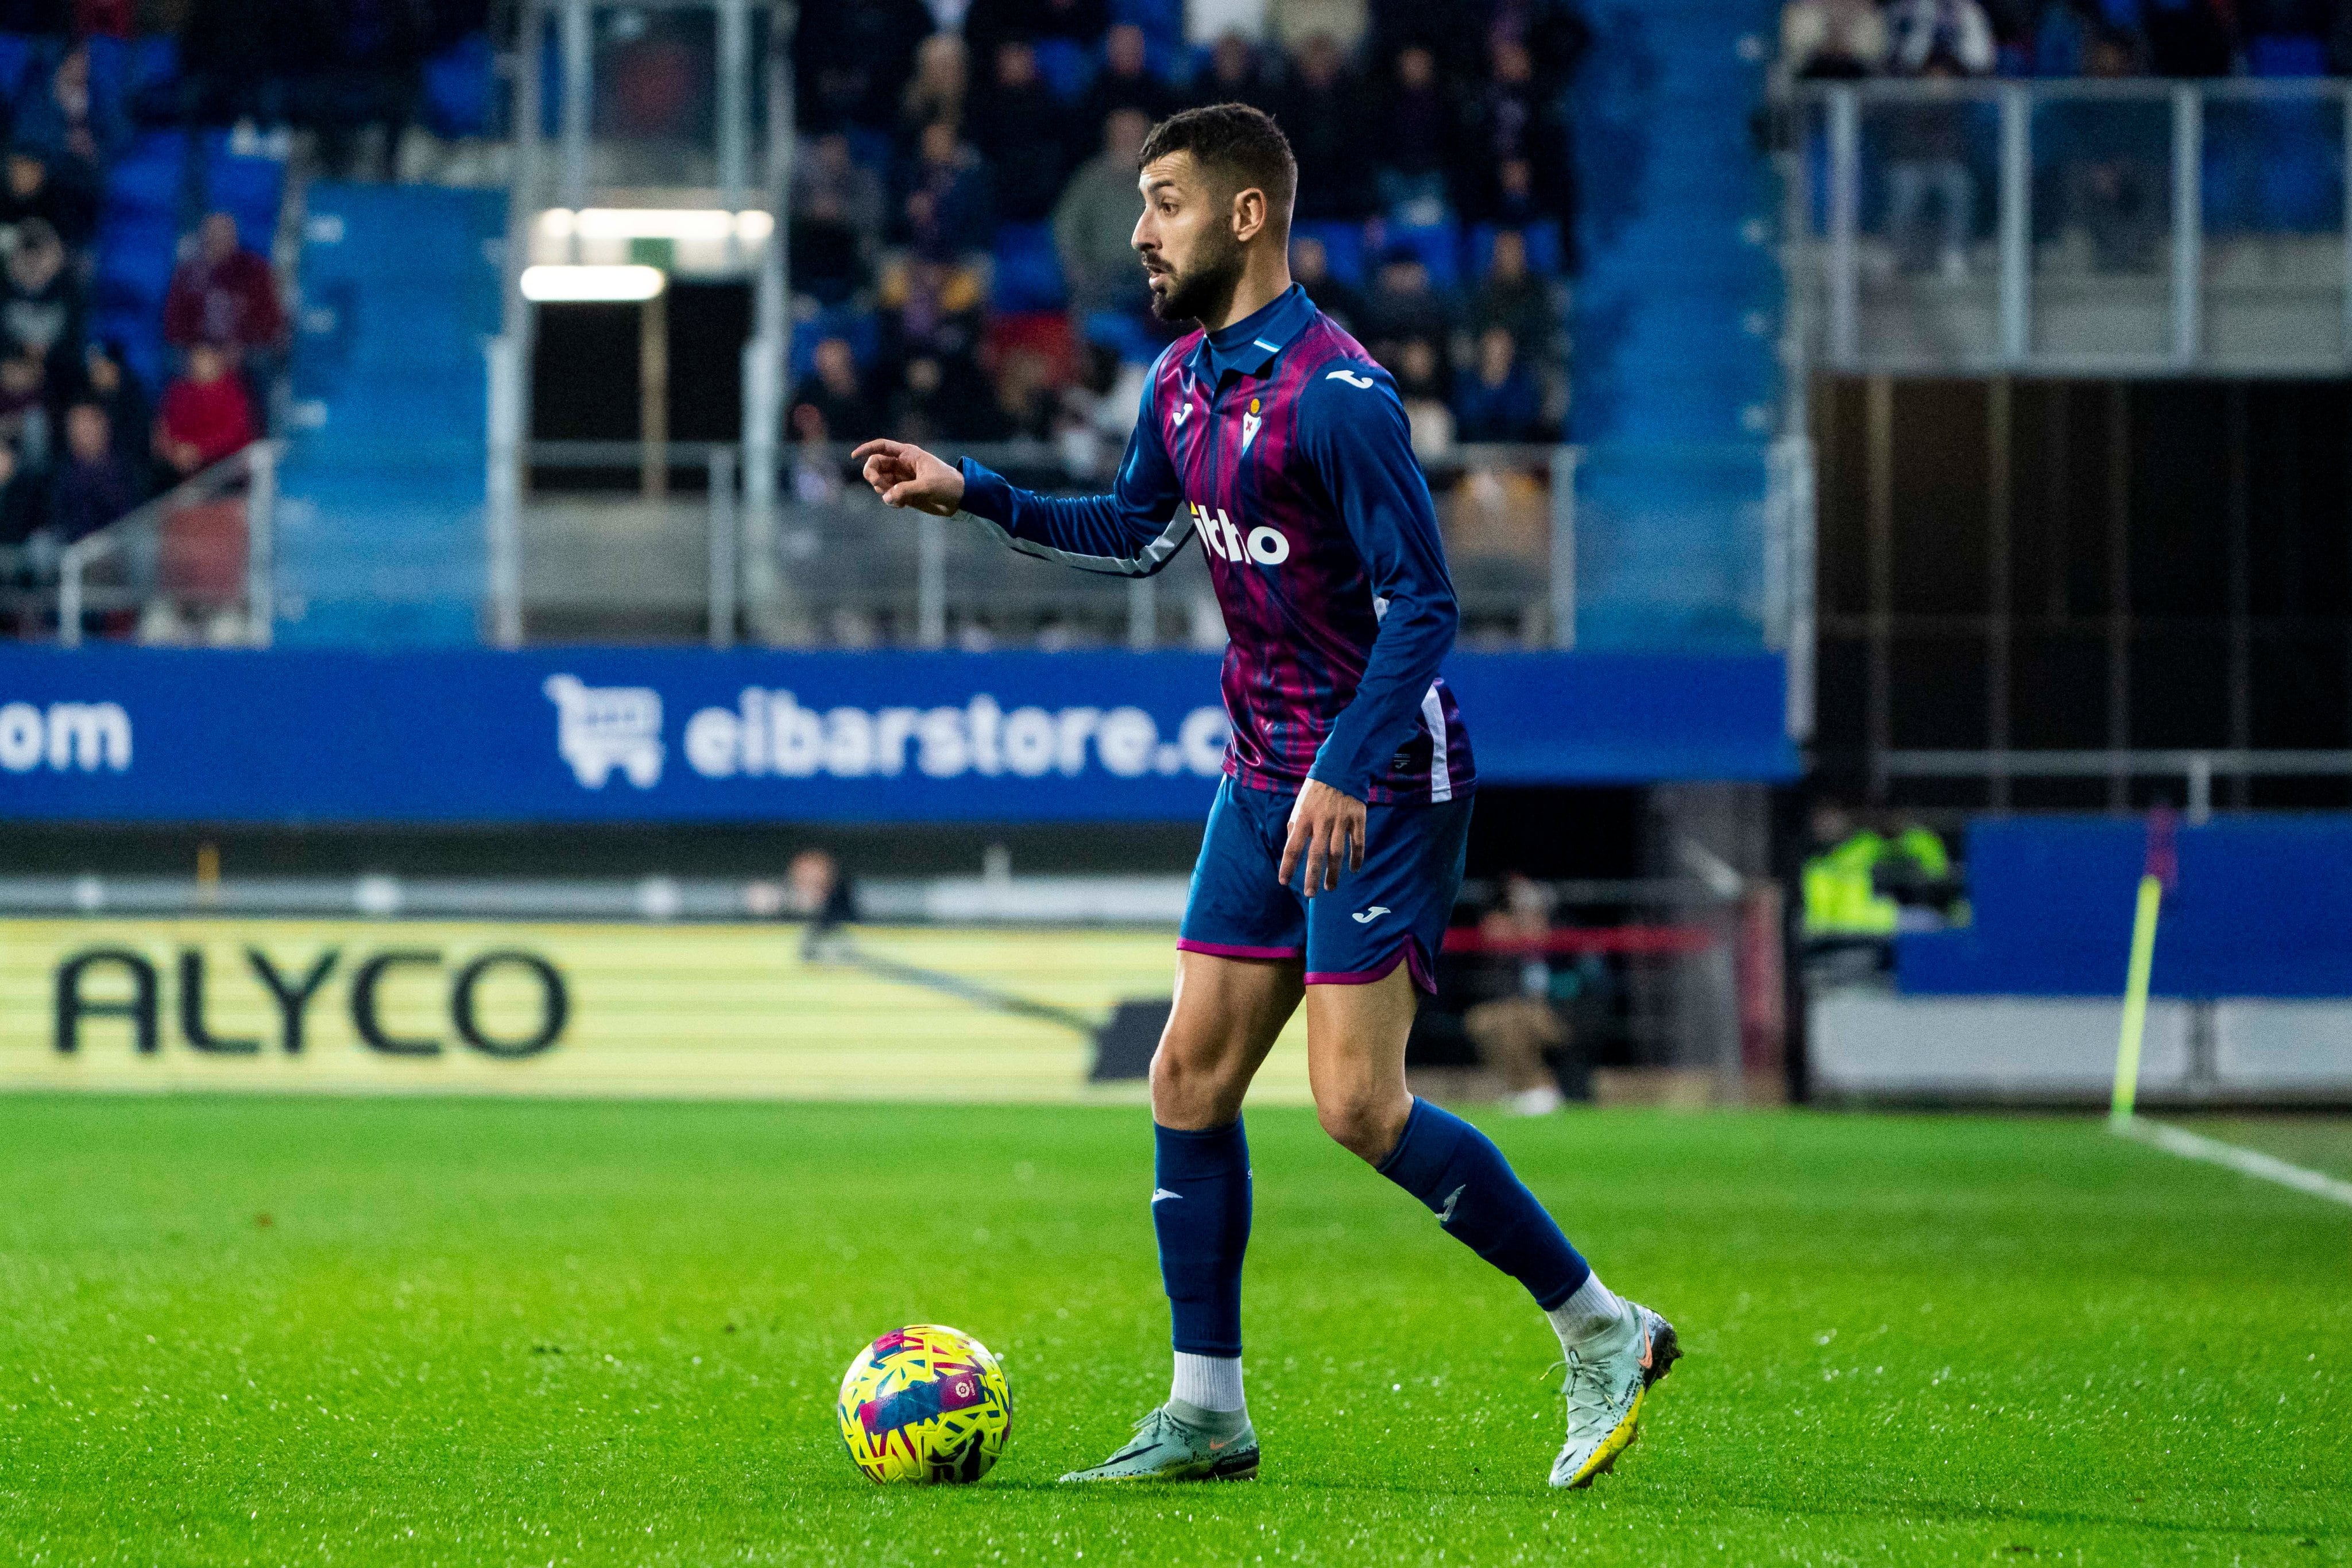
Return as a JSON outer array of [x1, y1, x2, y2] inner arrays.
[[1279, 780, 1368, 897]]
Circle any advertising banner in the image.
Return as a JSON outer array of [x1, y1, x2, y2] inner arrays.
[[0, 917, 1317, 1104], [0, 646, 1794, 823]]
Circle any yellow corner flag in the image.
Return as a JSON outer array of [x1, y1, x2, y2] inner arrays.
[[2110, 807, 2179, 1128]]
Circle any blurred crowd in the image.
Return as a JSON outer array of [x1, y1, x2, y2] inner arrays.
[[788, 0, 1584, 469], [1782, 0, 2352, 80]]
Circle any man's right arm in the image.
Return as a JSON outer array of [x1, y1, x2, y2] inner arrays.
[[857, 360, 1191, 578]]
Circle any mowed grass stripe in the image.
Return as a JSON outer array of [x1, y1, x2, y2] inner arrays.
[[0, 1098, 2342, 1565]]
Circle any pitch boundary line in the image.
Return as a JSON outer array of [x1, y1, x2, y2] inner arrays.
[[2114, 1116, 2352, 1209]]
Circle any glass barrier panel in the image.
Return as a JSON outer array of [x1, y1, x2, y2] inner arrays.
[[1854, 95, 2002, 365], [2203, 92, 2347, 368], [2030, 93, 2175, 361]]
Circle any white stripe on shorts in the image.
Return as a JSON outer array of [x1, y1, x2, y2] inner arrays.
[[1420, 684, 1453, 803]]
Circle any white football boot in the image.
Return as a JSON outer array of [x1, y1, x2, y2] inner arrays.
[[1549, 1302, 1680, 1488]]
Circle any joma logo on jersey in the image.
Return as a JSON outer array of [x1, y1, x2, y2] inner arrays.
[[1189, 502, 1291, 566]]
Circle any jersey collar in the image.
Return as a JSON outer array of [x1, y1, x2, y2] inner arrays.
[[1188, 282, 1315, 385]]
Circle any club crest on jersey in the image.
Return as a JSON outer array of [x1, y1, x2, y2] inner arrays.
[[1189, 501, 1291, 566], [1240, 396, 1262, 453]]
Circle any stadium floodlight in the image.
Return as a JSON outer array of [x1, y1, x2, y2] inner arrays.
[[519, 265, 668, 303]]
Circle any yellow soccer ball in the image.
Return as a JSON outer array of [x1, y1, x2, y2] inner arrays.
[[837, 1324, 1012, 1484]]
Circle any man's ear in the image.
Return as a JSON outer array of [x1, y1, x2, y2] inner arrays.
[[1231, 187, 1268, 244]]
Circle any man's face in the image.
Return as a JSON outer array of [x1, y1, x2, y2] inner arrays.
[[1133, 152, 1247, 324], [203, 214, 238, 260]]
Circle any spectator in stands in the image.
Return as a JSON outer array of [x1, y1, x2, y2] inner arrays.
[[1452, 326, 1548, 442], [1191, 31, 1279, 110], [794, 0, 934, 133], [1290, 233, 1363, 330], [305, 0, 430, 179], [898, 118, 996, 260], [1886, 0, 1998, 75], [790, 336, 877, 444], [1054, 106, 1151, 319], [0, 349, 49, 474], [876, 253, 990, 387], [899, 32, 969, 149], [153, 342, 256, 482], [1, 219, 79, 380], [1392, 335, 1454, 460], [972, 41, 1073, 223], [0, 149, 96, 257], [988, 346, 1059, 440], [1270, 0, 1369, 53], [2063, 26, 2164, 271], [0, 441, 43, 548], [1469, 228, 1558, 365], [163, 213, 286, 369], [1779, 0, 1890, 79], [1277, 31, 1377, 220], [76, 0, 131, 38], [1461, 36, 1573, 225], [965, 0, 1110, 64], [1882, 53, 1979, 278], [15, 42, 129, 177], [51, 402, 137, 543], [79, 340, 147, 469], [1358, 248, 1454, 366], [1078, 24, 1178, 129], [791, 132, 885, 305], [1375, 44, 1460, 224]]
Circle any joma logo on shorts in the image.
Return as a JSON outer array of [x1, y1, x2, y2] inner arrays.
[[1189, 502, 1291, 567]]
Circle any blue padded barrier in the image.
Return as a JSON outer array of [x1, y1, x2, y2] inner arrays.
[[1900, 815, 2352, 998]]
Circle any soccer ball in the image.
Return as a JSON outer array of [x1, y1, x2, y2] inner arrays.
[[837, 1324, 1012, 1484]]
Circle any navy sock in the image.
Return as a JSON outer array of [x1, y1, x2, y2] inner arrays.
[[1153, 1120, 1252, 1358], [1375, 1097, 1590, 1310]]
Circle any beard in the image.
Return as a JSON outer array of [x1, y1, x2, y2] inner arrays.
[[1147, 226, 1245, 325]]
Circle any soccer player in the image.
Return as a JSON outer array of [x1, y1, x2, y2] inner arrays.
[[852, 103, 1678, 1489]]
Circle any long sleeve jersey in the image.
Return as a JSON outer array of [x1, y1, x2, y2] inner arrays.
[[956, 282, 1474, 803]]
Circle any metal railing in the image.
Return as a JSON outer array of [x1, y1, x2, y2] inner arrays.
[[1883, 748, 2352, 820], [55, 442, 280, 648], [508, 438, 1582, 651], [1780, 77, 2352, 375]]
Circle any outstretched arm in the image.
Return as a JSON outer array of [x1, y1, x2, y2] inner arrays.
[[853, 376, 1190, 578]]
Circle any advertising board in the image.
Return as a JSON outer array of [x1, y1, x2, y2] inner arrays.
[[0, 647, 1794, 823], [1, 919, 1316, 1104]]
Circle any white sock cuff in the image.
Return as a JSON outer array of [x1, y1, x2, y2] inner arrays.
[[1545, 1273, 1629, 1349], [1171, 1352, 1246, 1412]]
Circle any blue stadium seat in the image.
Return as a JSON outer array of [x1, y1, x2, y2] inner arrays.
[[1110, 0, 1185, 54], [1379, 219, 1461, 289], [1032, 37, 1097, 102], [84, 33, 126, 104], [423, 32, 494, 138], [990, 221, 1066, 312], [1082, 308, 1161, 364], [103, 129, 187, 228], [1468, 221, 1566, 279], [790, 307, 881, 381], [2247, 33, 2326, 76], [1291, 220, 1367, 286], [0, 33, 34, 106], [201, 130, 285, 251]]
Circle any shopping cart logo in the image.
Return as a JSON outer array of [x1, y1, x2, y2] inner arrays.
[[543, 675, 664, 789]]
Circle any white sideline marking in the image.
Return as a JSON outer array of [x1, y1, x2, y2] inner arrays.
[[2114, 1117, 2352, 1209]]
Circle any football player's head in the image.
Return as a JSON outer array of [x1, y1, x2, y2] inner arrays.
[[1133, 103, 1297, 326]]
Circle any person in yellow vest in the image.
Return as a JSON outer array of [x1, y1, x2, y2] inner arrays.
[[1803, 805, 1951, 936]]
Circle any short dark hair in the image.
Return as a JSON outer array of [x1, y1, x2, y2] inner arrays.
[[1138, 103, 1297, 234]]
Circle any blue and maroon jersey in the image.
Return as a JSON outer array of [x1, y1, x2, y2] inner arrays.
[[955, 282, 1475, 804]]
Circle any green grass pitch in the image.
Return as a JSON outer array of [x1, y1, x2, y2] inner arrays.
[[1, 1096, 2346, 1565]]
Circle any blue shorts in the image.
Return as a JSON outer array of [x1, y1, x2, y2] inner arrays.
[[1177, 777, 1473, 993]]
